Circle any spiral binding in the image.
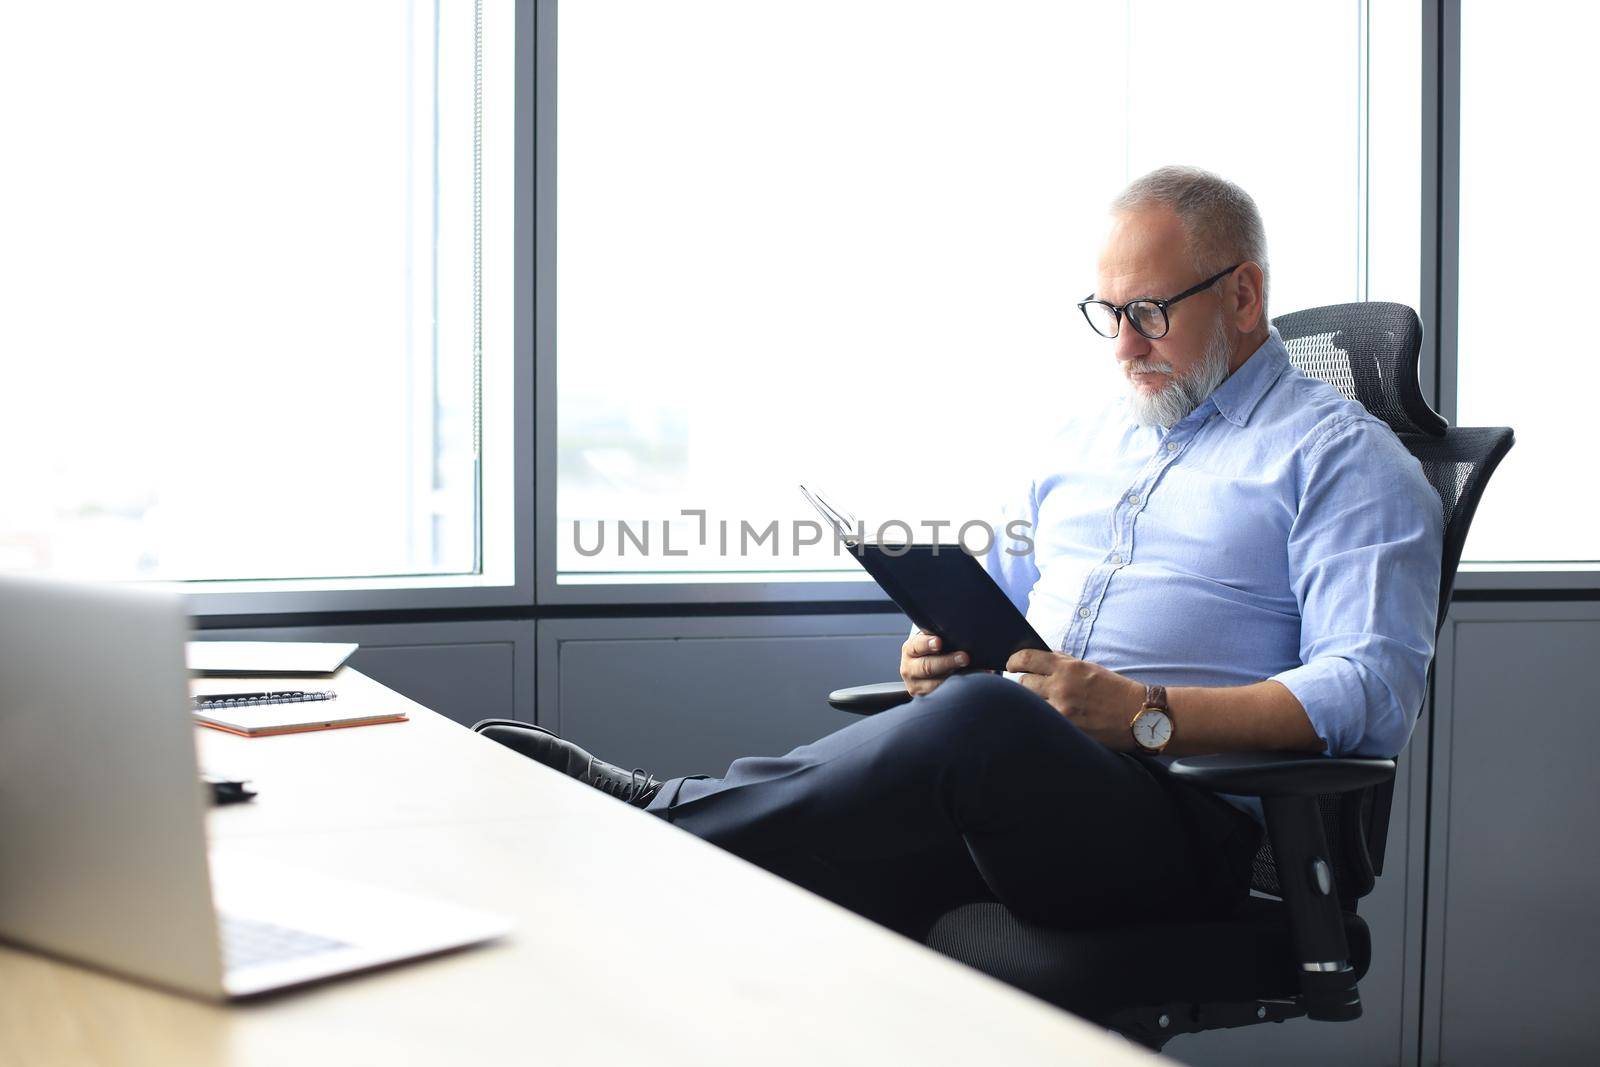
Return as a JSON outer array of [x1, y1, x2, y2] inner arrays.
[[192, 690, 337, 711]]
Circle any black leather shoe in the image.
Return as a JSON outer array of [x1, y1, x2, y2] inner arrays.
[[471, 719, 664, 807]]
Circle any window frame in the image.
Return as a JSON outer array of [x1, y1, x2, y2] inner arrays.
[[530, 0, 887, 608], [536, 0, 1594, 603], [1422, 0, 1599, 592], [183, 0, 536, 619], [536, 0, 1422, 605], [176, 0, 1594, 619]]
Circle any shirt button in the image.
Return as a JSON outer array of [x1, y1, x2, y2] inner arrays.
[[1110, 552, 1122, 564], [1078, 607, 1091, 619], [1126, 493, 1140, 505], [1167, 441, 1179, 452]]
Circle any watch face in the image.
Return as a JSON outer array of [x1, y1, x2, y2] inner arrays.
[[1134, 709, 1172, 750]]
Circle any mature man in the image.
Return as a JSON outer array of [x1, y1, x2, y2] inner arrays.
[[478, 166, 1442, 941]]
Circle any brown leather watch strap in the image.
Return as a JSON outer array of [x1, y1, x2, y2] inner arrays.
[[1143, 683, 1169, 712]]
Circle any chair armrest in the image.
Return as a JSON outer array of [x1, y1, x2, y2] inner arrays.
[[1168, 750, 1396, 1023], [1167, 752, 1395, 797], [1255, 792, 1368, 1022], [827, 681, 913, 715]]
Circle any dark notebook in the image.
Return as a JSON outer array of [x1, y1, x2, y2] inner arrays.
[[801, 486, 1049, 671]]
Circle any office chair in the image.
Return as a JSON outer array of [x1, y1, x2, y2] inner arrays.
[[826, 302, 1514, 1051]]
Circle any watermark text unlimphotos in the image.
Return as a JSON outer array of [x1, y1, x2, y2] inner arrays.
[[570, 509, 1036, 559]]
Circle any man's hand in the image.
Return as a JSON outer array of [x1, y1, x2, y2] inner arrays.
[[1005, 649, 1146, 751], [900, 631, 970, 696]]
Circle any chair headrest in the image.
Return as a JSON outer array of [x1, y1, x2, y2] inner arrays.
[[1271, 302, 1448, 437]]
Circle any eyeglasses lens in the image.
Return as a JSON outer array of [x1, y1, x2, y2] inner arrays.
[[1126, 301, 1168, 339], [1083, 302, 1120, 338]]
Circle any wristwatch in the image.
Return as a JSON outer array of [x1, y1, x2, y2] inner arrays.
[[1130, 684, 1174, 754]]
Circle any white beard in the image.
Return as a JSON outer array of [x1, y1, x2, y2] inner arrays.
[[1128, 320, 1233, 428]]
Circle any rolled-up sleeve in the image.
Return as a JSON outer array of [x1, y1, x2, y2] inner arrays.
[[1271, 417, 1443, 756]]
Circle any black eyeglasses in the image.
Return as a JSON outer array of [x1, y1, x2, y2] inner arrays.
[[1077, 263, 1240, 341]]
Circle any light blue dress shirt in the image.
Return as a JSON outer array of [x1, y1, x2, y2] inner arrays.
[[981, 327, 1443, 764]]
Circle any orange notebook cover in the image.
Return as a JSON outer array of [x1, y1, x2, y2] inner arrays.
[[193, 710, 408, 738]]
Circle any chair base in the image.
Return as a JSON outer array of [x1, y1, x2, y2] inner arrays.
[[924, 898, 1370, 1050]]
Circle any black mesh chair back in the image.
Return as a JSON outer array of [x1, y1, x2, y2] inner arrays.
[[1267, 302, 1514, 899], [1274, 301, 1508, 621], [1272, 301, 1446, 438]]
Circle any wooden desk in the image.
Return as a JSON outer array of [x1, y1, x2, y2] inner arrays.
[[0, 669, 1158, 1066]]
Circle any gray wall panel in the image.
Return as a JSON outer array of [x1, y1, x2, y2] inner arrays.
[[539, 615, 909, 779], [351, 642, 515, 729], [197, 620, 534, 728], [1429, 605, 1600, 1066]]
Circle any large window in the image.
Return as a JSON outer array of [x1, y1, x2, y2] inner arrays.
[[1456, 0, 1593, 566], [0, 1, 515, 586], [555, 0, 1420, 583]]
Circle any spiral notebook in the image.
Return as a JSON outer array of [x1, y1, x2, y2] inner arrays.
[[190, 688, 407, 737]]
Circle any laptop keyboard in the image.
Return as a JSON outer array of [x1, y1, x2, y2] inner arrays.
[[220, 913, 350, 971]]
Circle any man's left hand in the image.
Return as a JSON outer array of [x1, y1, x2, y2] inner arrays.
[[1005, 649, 1147, 751]]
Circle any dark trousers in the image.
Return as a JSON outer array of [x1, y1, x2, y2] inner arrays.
[[646, 673, 1261, 941]]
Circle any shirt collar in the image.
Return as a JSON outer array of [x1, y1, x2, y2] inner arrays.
[[1208, 326, 1290, 427]]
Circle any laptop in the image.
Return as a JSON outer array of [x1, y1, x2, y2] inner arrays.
[[0, 573, 509, 999]]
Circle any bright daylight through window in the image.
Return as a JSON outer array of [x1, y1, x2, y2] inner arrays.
[[556, 0, 1419, 582], [0, 1, 513, 585], [1456, 0, 1594, 566]]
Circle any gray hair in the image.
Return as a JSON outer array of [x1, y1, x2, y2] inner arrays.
[[1112, 165, 1269, 316]]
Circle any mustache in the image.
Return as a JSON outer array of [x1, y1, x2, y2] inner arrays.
[[1127, 360, 1175, 375]]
